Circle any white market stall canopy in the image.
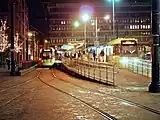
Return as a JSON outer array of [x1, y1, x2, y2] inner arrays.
[[61, 44, 74, 51]]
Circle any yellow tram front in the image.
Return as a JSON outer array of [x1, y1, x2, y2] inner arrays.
[[40, 48, 55, 67], [107, 38, 138, 66]]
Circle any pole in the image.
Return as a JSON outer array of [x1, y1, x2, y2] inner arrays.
[[26, 39, 28, 61], [10, 1, 15, 75], [96, 17, 98, 42], [116, 23, 118, 39], [96, 17, 98, 56], [149, 0, 160, 93], [112, 0, 115, 38], [33, 34, 35, 60], [84, 23, 86, 53]]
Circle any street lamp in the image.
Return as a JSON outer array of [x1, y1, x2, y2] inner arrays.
[[28, 32, 33, 37], [93, 15, 110, 44], [73, 21, 80, 28], [44, 39, 48, 43], [28, 31, 36, 60], [104, 15, 110, 20], [107, 0, 121, 38], [104, 15, 111, 42], [73, 20, 80, 53], [81, 13, 91, 52]]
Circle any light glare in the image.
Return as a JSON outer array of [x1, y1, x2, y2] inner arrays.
[[81, 14, 90, 22]]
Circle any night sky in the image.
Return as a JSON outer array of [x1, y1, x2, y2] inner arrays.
[[0, 0, 151, 37], [27, 0, 47, 36]]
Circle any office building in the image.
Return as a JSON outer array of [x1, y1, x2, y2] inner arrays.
[[0, 0, 29, 61], [45, 0, 151, 47]]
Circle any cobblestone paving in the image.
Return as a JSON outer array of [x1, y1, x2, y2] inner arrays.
[[0, 69, 159, 120], [53, 69, 160, 120]]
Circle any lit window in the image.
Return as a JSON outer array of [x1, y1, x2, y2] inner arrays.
[[141, 20, 144, 23], [61, 21, 64, 24], [130, 25, 133, 29], [143, 25, 146, 29], [135, 19, 139, 23], [135, 25, 137, 29]]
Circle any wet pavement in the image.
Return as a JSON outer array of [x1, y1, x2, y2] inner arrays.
[[0, 68, 159, 120]]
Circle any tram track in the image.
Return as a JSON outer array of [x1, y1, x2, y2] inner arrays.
[[0, 69, 38, 84], [0, 68, 159, 119], [0, 71, 40, 93], [51, 69, 160, 116], [38, 70, 117, 120], [0, 87, 38, 108], [0, 71, 41, 108]]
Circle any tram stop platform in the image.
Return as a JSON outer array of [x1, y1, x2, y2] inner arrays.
[[58, 58, 160, 114]]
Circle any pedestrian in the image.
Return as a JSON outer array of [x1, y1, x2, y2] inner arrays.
[[6, 58, 10, 70], [93, 50, 96, 61]]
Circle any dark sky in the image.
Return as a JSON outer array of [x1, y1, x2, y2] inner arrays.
[[27, 0, 47, 36], [0, 0, 151, 37]]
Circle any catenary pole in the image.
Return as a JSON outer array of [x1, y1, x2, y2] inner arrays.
[[149, 0, 160, 93], [10, 0, 15, 75]]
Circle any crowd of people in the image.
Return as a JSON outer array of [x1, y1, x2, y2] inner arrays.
[[63, 49, 106, 62]]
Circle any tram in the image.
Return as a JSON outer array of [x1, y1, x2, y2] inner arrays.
[[107, 37, 138, 64], [40, 48, 55, 67]]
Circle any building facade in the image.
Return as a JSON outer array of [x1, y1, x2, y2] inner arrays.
[[0, 0, 29, 62], [46, 0, 151, 47]]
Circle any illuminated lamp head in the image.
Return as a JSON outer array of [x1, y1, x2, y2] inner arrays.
[[79, 5, 93, 22]]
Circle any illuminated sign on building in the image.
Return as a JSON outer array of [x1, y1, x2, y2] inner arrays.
[[121, 40, 136, 45]]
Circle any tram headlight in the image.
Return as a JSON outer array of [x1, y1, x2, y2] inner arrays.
[[120, 57, 129, 64]]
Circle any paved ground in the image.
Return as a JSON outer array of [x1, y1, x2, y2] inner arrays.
[[53, 69, 160, 110], [0, 68, 159, 120]]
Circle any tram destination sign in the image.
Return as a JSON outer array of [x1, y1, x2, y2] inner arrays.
[[121, 40, 136, 45]]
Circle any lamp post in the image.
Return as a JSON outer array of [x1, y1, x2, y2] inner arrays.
[[10, 0, 15, 75], [28, 32, 33, 60], [149, 0, 160, 93], [112, 0, 115, 38], [81, 13, 90, 53], [93, 15, 110, 59], [28, 31, 36, 60], [73, 20, 80, 53], [93, 15, 110, 44], [107, 0, 120, 38]]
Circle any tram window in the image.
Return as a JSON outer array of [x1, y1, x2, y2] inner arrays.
[[121, 45, 137, 56], [42, 52, 52, 59], [113, 45, 120, 55]]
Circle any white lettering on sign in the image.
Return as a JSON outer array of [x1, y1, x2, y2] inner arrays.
[[130, 50, 136, 54], [122, 41, 135, 45]]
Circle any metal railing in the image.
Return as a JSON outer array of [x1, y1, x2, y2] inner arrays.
[[18, 60, 38, 70], [62, 58, 118, 85], [118, 58, 151, 78]]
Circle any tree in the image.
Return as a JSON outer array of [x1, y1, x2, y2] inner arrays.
[[0, 19, 23, 53], [14, 32, 23, 53], [0, 20, 9, 52]]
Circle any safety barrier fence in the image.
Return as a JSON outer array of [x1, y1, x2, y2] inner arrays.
[[118, 58, 151, 78], [62, 58, 119, 85], [18, 60, 38, 70]]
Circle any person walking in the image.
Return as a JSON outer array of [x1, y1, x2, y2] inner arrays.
[[6, 58, 10, 70]]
